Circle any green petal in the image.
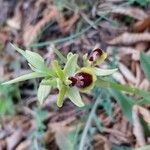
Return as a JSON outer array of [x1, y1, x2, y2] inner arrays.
[[2, 72, 45, 85], [52, 60, 65, 80], [66, 87, 84, 107], [63, 53, 78, 76], [93, 67, 118, 76], [38, 79, 51, 105], [57, 85, 67, 107]]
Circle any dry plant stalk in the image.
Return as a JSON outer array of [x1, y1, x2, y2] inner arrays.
[[133, 16, 150, 32], [132, 105, 150, 147], [108, 32, 150, 45], [111, 6, 147, 20], [23, 5, 59, 47]]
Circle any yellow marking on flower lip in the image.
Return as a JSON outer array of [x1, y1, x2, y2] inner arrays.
[[88, 48, 107, 65], [75, 67, 97, 92]]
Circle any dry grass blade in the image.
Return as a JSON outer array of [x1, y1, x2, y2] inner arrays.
[[118, 63, 136, 84], [93, 135, 110, 150], [112, 72, 126, 84], [108, 32, 150, 45], [111, 6, 147, 20], [6, 129, 23, 150], [59, 11, 79, 33], [132, 105, 150, 147], [6, 1, 23, 30], [23, 5, 60, 47], [16, 140, 31, 150], [0, 31, 8, 45], [132, 16, 150, 32]]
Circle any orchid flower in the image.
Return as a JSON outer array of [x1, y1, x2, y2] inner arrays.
[[2, 44, 117, 107]]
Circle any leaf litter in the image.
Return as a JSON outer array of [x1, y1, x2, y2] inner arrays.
[[0, 0, 150, 150]]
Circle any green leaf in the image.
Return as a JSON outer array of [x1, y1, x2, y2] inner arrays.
[[109, 90, 134, 122], [11, 44, 54, 76], [66, 87, 84, 107], [26, 50, 44, 62], [37, 79, 51, 104], [52, 60, 65, 80], [10, 43, 26, 56], [41, 79, 57, 87], [64, 54, 78, 76], [140, 52, 150, 82], [55, 128, 75, 150], [57, 85, 67, 107], [54, 49, 67, 63], [2, 72, 45, 85], [130, 0, 148, 7], [134, 145, 150, 150], [96, 78, 150, 102], [93, 67, 118, 76]]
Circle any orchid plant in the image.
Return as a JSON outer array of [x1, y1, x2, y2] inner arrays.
[[2, 44, 150, 107]]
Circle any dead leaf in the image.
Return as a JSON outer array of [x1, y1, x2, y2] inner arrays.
[[23, 5, 60, 47], [111, 6, 147, 20], [93, 135, 110, 150], [132, 16, 150, 32], [7, 1, 23, 30], [59, 11, 79, 33], [0, 32, 8, 45], [108, 32, 150, 45], [132, 105, 150, 147], [16, 140, 31, 150], [6, 129, 23, 150], [118, 63, 136, 84]]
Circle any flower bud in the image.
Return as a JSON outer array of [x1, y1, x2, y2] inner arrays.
[[68, 67, 96, 92], [88, 48, 107, 65]]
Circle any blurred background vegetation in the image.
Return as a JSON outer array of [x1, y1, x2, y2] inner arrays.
[[0, 0, 150, 150]]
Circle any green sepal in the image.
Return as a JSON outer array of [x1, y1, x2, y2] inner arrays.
[[37, 79, 51, 105], [66, 87, 84, 107], [52, 60, 65, 80], [93, 67, 118, 76], [63, 53, 78, 76], [56, 79, 67, 107]]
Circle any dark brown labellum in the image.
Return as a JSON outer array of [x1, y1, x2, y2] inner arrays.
[[68, 77, 77, 86], [68, 72, 92, 89], [88, 48, 103, 62]]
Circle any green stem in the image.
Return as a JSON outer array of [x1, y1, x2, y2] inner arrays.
[[30, 16, 104, 48], [79, 97, 100, 150]]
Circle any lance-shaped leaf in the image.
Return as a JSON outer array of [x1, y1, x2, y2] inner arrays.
[[140, 52, 150, 82], [2, 72, 45, 85], [37, 79, 51, 105], [63, 54, 78, 76], [96, 78, 150, 102], [93, 67, 118, 76], [109, 90, 134, 122], [66, 87, 84, 107], [54, 49, 67, 63], [11, 44, 54, 76]]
